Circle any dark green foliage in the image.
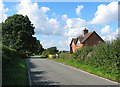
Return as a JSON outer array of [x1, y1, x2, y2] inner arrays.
[[2, 45, 28, 85], [2, 14, 34, 46], [2, 45, 27, 85], [87, 39, 120, 74], [2, 44, 19, 62], [2, 14, 44, 55], [47, 47, 58, 54], [41, 51, 49, 57], [86, 39, 120, 81], [73, 46, 93, 61], [59, 53, 73, 60]]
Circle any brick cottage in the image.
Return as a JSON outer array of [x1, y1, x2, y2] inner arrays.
[[70, 28, 104, 53]]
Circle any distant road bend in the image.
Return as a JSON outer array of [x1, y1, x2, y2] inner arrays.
[[26, 56, 119, 85]]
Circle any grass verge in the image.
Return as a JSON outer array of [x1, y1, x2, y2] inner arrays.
[[2, 57, 28, 85], [47, 58, 119, 82]]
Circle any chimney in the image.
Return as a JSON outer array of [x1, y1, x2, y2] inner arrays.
[[83, 28, 88, 36]]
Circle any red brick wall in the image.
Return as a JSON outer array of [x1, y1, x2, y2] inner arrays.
[[70, 40, 83, 53], [71, 41, 76, 53], [76, 41, 83, 50]]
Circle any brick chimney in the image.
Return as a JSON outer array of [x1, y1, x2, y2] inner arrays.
[[83, 28, 88, 36]]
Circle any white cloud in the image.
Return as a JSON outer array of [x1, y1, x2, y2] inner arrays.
[[76, 5, 83, 16], [41, 7, 50, 13], [42, 40, 56, 48], [106, 28, 118, 41], [0, 0, 8, 23], [65, 18, 90, 37], [91, 2, 118, 25], [41, 39, 70, 51], [62, 14, 68, 21], [107, 35, 116, 41], [101, 25, 112, 34], [58, 41, 69, 51], [17, 0, 64, 36]]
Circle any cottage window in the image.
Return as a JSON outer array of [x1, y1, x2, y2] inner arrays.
[[78, 40, 80, 46], [72, 43, 74, 47]]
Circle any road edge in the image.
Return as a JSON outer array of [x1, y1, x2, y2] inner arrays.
[[48, 59, 119, 85], [26, 58, 32, 87]]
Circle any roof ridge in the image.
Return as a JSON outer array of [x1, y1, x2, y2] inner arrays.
[[81, 31, 95, 43]]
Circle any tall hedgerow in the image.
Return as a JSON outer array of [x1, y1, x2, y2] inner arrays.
[[59, 53, 73, 60], [87, 38, 120, 74], [73, 46, 93, 61]]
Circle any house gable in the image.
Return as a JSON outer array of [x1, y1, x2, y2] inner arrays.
[[70, 28, 104, 53], [75, 39, 83, 48], [70, 38, 77, 46], [83, 31, 104, 46]]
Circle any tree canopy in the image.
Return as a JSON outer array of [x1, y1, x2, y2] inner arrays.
[[2, 14, 44, 54], [47, 47, 58, 54]]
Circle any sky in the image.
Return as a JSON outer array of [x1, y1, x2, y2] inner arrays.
[[0, 0, 119, 51]]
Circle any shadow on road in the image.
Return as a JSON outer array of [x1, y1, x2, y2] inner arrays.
[[27, 59, 60, 85], [31, 70, 60, 85]]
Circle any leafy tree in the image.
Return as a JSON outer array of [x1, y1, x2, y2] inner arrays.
[[30, 37, 44, 54], [47, 47, 58, 54], [2, 14, 43, 54]]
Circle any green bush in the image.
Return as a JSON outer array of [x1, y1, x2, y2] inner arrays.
[[87, 38, 120, 76], [41, 51, 49, 57], [47, 47, 58, 54], [73, 46, 93, 61], [59, 53, 73, 60], [2, 44, 19, 61]]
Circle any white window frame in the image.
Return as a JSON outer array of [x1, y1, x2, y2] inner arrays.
[[78, 40, 80, 46], [72, 42, 74, 47]]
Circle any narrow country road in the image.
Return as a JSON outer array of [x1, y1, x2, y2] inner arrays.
[[26, 56, 119, 85]]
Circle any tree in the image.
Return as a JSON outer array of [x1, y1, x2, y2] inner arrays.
[[2, 14, 43, 54], [47, 47, 58, 54], [30, 37, 44, 54]]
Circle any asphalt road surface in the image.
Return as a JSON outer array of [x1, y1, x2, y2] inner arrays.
[[26, 56, 119, 85]]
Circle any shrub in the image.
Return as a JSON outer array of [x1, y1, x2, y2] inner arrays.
[[2, 44, 18, 61], [73, 46, 93, 61], [2, 44, 19, 67], [41, 51, 49, 57], [87, 39, 120, 75], [47, 47, 58, 54], [59, 53, 73, 60]]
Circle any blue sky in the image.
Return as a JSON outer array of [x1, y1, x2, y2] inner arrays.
[[1, 0, 118, 51]]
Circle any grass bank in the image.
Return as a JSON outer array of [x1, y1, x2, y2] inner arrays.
[[48, 58, 119, 82], [2, 57, 28, 85], [2, 45, 28, 86]]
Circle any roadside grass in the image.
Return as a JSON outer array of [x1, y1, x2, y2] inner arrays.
[[40, 55, 47, 58], [47, 58, 119, 82], [2, 57, 28, 85]]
